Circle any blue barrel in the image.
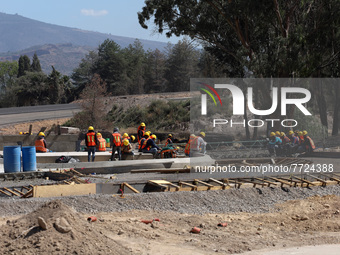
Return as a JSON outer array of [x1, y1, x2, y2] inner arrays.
[[22, 146, 37, 172], [3, 146, 21, 173]]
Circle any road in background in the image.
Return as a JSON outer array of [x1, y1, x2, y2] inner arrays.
[[0, 103, 81, 126]]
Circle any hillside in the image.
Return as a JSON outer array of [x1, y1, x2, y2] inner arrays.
[[0, 43, 95, 75], [0, 12, 168, 75]]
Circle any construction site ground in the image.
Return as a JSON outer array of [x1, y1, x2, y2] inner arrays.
[[1, 112, 340, 254]]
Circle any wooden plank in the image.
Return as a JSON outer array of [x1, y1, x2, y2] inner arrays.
[[3, 187, 20, 197], [122, 182, 140, 194], [22, 189, 33, 198], [209, 178, 228, 186], [0, 189, 12, 196], [293, 176, 315, 186], [179, 181, 197, 189], [307, 174, 327, 185], [13, 189, 25, 196], [194, 179, 214, 187], [254, 178, 278, 186], [267, 177, 293, 187], [33, 183, 96, 198], [22, 186, 31, 191]]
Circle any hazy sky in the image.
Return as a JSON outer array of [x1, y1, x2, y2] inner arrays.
[[0, 0, 182, 44]]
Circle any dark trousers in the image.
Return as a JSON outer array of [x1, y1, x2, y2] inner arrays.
[[87, 146, 96, 162], [111, 146, 121, 160]]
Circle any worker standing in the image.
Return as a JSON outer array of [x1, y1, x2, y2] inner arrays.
[[35, 132, 50, 153], [96, 133, 106, 152], [137, 122, 146, 143], [110, 127, 122, 161], [85, 126, 98, 162], [184, 134, 197, 157]]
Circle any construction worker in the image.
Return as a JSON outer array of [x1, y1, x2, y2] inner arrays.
[[280, 132, 291, 156], [96, 133, 106, 152], [138, 131, 150, 152], [122, 139, 134, 155], [267, 132, 282, 157], [110, 127, 122, 161], [297, 131, 305, 153], [184, 134, 197, 157], [35, 132, 50, 153], [130, 135, 136, 143], [302, 130, 315, 153], [165, 134, 173, 147], [287, 130, 299, 154], [192, 132, 207, 155], [122, 133, 129, 144], [137, 122, 146, 143], [142, 134, 161, 156], [85, 126, 98, 162]]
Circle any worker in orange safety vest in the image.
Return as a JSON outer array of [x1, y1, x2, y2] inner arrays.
[[96, 133, 106, 152], [35, 132, 50, 153]]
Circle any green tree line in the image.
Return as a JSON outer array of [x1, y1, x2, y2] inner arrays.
[[0, 39, 225, 108]]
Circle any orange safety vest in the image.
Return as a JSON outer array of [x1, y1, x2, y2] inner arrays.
[[137, 126, 145, 142], [35, 139, 47, 152], [165, 137, 172, 147], [86, 132, 96, 147], [305, 136, 316, 150], [112, 133, 122, 146], [184, 135, 198, 155], [97, 137, 106, 151], [299, 136, 305, 144], [141, 138, 151, 150]]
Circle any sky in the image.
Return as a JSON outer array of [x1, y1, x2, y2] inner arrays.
[[0, 0, 183, 44]]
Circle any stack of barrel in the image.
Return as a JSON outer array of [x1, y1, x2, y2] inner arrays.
[[3, 146, 36, 173]]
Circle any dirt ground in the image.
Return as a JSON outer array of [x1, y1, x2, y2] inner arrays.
[[0, 195, 340, 254]]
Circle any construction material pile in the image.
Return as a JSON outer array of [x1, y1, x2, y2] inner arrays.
[[0, 200, 127, 254]]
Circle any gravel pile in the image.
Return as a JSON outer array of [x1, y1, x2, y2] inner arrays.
[[1, 185, 340, 216]]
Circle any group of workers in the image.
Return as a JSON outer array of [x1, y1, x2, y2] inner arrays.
[[36, 122, 315, 160], [267, 130, 315, 157]]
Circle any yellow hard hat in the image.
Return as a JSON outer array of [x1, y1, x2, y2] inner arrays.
[[168, 134, 172, 137], [131, 135, 135, 141], [288, 130, 294, 135], [96, 133, 102, 137], [151, 134, 157, 139], [88, 126, 94, 131], [122, 133, 128, 138], [270, 132, 275, 137], [275, 131, 281, 136], [123, 139, 130, 146], [200, 131, 206, 137], [298, 131, 303, 136], [280, 132, 285, 137], [19, 132, 23, 135], [38, 132, 45, 137], [140, 122, 145, 127], [303, 130, 308, 136], [144, 131, 150, 137]]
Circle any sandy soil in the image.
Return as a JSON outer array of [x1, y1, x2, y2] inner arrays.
[[0, 195, 340, 254]]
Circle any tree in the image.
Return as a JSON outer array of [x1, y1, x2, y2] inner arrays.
[[76, 73, 109, 130], [93, 39, 127, 95], [0, 61, 18, 107], [123, 39, 146, 94], [31, 53, 42, 72], [144, 48, 167, 93], [17, 55, 31, 77], [164, 39, 200, 92], [15, 72, 48, 106]]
